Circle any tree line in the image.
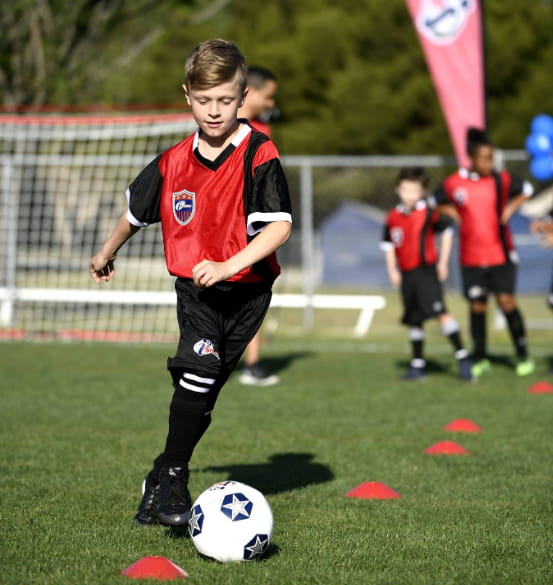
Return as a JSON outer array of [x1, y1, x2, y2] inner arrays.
[[2, 0, 552, 156]]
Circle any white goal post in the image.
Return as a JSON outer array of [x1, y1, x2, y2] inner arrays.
[[0, 112, 386, 341]]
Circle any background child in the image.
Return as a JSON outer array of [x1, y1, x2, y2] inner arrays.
[[380, 166, 472, 381], [89, 39, 292, 527], [531, 209, 553, 311], [432, 128, 534, 378], [237, 65, 280, 386]]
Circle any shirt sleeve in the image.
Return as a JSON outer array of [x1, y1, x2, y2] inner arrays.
[[430, 182, 449, 206], [432, 210, 455, 234], [246, 157, 293, 236], [508, 173, 534, 199], [379, 219, 393, 250], [126, 154, 163, 227]]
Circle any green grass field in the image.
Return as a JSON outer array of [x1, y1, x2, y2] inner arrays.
[[1, 308, 552, 584]]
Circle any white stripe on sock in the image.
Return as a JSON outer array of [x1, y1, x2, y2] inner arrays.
[[183, 373, 215, 385], [179, 378, 211, 393]]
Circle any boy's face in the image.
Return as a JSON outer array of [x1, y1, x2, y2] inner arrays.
[[184, 74, 246, 143], [245, 79, 277, 120], [396, 179, 425, 210], [470, 144, 494, 177]]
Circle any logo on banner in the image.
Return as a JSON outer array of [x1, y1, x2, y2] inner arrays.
[[416, 0, 476, 45], [173, 189, 195, 225]]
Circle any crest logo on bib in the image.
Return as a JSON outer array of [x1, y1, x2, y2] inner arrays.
[[453, 188, 468, 205], [391, 227, 404, 247], [416, 0, 475, 45], [173, 189, 195, 225]]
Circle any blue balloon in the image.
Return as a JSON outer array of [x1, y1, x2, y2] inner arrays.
[[530, 154, 553, 181], [525, 132, 552, 156], [531, 114, 553, 138]]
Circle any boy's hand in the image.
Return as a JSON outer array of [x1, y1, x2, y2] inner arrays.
[[539, 231, 553, 248], [437, 262, 449, 282], [192, 259, 233, 288], [89, 253, 116, 283], [530, 219, 553, 248], [530, 219, 553, 234], [389, 268, 401, 288]]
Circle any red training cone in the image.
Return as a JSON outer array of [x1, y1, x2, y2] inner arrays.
[[345, 481, 400, 499], [424, 441, 469, 455], [121, 556, 188, 580], [443, 419, 482, 433], [527, 381, 553, 394]]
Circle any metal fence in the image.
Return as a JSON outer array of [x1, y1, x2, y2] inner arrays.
[[0, 115, 549, 337]]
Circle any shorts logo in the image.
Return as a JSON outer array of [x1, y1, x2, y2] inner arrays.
[[468, 285, 486, 299], [193, 338, 220, 360], [391, 227, 404, 247], [173, 189, 195, 225], [415, 0, 475, 46], [453, 188, 468, 205]]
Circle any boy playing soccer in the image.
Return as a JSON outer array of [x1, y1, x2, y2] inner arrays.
[[380, 167, 472, 381], [89, 39, 292, 527], [432, 128, 534, 378]]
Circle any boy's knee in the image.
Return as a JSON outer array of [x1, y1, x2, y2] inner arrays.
[[470, 299, 487, 313], [497, 294, 516, 313]]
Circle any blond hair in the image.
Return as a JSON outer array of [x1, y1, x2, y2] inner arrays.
[[184, 39, 248, 91]]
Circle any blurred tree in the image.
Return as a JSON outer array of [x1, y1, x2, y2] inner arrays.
[[0, 0, 229, 106], [1, 0, 552, 156], [485, 1, 553, 147]]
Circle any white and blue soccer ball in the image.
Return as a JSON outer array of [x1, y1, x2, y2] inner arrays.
[[188, 481, 273, 563]]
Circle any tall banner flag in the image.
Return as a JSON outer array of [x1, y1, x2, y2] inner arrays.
[[405, 0, 486, 167]]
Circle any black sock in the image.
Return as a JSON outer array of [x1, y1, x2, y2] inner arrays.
[[470, 311, 487, 361], [150, 409, 211, 478], [440, 319, 468, 359], [408, 327, 425, 367], [503, 307, 528, 359], [161, 388, 211, 468], [448, 332, 469, 360], [411, 339, 424, 361]]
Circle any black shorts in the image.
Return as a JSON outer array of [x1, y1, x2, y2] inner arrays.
[[400, 265, 447, 326], [167, 278, 272, 384], [462, 263, 516, 300]]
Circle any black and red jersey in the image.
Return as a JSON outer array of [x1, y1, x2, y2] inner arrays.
[[125, 123, 292, 284], [380, 200, 454, 272], [432, 168, 533, 267]]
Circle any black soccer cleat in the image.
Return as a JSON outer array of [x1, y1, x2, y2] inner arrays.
[[133, 471, 160, 526], [401, 365, 426, 380], [157, 465, 192, 526], [458, 358, 474, 381]]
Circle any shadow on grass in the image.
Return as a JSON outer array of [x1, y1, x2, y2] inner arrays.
[[199, 452, 334, 495], [238, 351, 313, 378], [396, 352, 530, 378], [395, 357, 449, 375], [165, 525, 190, 539]]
